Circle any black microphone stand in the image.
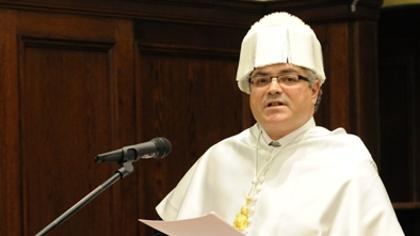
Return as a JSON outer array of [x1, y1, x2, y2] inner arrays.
[[35, 161, 134, 236]]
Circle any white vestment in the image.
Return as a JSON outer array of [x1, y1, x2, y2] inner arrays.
[[156, 118, 404, 236]]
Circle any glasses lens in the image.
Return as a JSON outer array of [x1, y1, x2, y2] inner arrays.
[[250, 74, 305, 87], [252, 77, 270, 87], [279, 74, 300, 85]]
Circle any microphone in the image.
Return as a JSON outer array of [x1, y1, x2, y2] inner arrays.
[[95, 137, 171, 164]]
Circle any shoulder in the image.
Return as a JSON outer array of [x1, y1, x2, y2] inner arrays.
[[304, 126, 371, 155], [295, 125, 377, 172], [206, 125, 256, 153]]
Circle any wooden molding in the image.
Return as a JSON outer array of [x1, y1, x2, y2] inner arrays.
[[0, 0, 382, 26], [393, 202, 420, 210]]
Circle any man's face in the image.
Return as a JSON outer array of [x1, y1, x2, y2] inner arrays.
[[249, 63, 320, 139]]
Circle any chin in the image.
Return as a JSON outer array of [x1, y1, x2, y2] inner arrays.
[[260, 118, 290, 129], [265, 114, 292, 123]]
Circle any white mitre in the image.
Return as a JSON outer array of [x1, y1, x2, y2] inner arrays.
[[236, 12, 326, 94]]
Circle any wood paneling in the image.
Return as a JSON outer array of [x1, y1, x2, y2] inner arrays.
[[134, 19, 246, 235], [378, 5, 420, 235], [378, 5, 420, 205], [3, 0, 412, 235], [312, 22, 351, 130], [0, 10, 136, 235], [20, 38, 114, 235], [349, 20, 381, 161], [0, 9, 21, 236], [311, 19, 380, 163]]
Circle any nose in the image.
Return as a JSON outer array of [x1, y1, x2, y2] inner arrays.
[[267, 77, 282, 95]]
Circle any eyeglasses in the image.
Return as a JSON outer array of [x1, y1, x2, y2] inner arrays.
[[248, 74, 309, 88]]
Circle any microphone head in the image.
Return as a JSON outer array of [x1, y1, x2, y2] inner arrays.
[[151, 137, 172, 159]]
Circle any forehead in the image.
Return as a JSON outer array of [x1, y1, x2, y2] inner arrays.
[[252, 63, 305, 75]]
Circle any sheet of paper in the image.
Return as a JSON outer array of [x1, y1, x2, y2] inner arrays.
[[139, 213, 244, 236]]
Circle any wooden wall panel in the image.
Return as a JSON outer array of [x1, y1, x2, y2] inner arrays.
[[349, 20, 380, 162], [312, 22, 351, 131], [311, 18, 381, 162], [378, 8, 420, 235], [0, 10, 136, 236], [20, 39, 114, 235], [379, 54, 414, 202], [0, 9, 21, 236], [134, 20, 246, 235], [378, 6, 420, 206]]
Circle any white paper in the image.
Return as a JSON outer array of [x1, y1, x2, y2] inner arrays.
[[139, 213, 245, 236]]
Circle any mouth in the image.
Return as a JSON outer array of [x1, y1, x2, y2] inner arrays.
[[267, 101, 285, 107]]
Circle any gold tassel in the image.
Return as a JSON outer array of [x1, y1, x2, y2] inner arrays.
[[233, 197, 252, 232]]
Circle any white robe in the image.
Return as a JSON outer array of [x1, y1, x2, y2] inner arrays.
[[156, 118, 404, 236]]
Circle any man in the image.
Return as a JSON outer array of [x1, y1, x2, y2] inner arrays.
[[156, 12, 404, 235]]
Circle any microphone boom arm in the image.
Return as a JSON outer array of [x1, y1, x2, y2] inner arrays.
[[35, 161, 134, 235]]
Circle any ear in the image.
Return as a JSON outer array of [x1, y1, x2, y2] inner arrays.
[[310, 80, 321, 105]]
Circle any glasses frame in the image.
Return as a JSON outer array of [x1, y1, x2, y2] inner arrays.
[[248, 73, 310, 88]]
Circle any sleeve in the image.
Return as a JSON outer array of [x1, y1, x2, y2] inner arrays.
[[359, 160, 404, 235], [330, 157, 405, 236]]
